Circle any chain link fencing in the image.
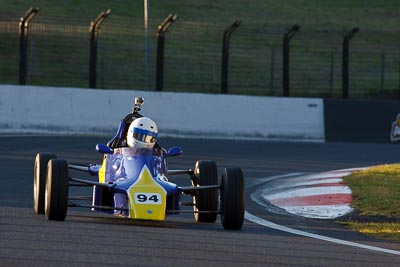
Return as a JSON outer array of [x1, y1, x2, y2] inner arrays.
[[0, 16, 399, 98]]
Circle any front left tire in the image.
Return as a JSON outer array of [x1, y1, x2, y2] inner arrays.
[[193, 160, 219, 223], [34, 153, 57, 214]]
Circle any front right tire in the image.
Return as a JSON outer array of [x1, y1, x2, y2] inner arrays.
[[45, 159, 69, 221], [220, 167, 245, 230]]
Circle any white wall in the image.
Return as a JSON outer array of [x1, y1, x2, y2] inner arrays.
[[0, 85, 325, 141]]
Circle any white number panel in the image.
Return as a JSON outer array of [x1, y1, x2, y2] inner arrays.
[[134, 193, 162, 205]]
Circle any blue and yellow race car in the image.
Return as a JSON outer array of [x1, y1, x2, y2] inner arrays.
[[33, 97, 245, 230]]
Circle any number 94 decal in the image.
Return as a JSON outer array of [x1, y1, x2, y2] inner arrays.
[[134, 193, 162, 205]]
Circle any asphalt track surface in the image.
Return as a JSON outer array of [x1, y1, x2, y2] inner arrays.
[[1, 135, 400, 266]]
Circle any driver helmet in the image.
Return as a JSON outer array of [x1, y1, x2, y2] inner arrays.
[[127, 117, 158, 149]]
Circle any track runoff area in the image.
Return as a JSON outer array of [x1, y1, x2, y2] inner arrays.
[[247, 168, 400, 256]]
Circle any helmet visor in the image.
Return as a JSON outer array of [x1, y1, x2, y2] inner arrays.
[[132, 127, 157, 143]]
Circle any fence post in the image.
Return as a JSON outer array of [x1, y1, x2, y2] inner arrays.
[[380, 52, 385, 94], [155, 14, 178, 91], [221, 20, 241, 94], [19, 7, 39, 85], [282, 24, 300, 97], [89, 9, 111, 89], [398, 60, 400, 97], [342, 27, 359, 99]]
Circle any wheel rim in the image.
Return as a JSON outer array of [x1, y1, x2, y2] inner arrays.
[[34, 160, 38, 204], [44, 177, 49, 212], [193, 191, 199, 220], [33, 158, 40, 209], [220, 177, 225, 223]]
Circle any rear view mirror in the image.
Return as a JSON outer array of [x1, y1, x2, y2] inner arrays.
[[96, 144, 114, 154], [166, 146, 182, 157]]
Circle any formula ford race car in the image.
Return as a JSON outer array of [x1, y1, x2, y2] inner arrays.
[[33, 97, 245, 230]]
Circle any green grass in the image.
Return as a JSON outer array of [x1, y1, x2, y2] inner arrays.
[[341, 222, 400, 242], [0, 1, 399, 97], [342, 164, 400, 242]]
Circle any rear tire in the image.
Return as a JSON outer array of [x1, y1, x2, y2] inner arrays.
[[34, 153, 57, 214], [193, 160, 218, 223], [220, 167, 245, 230], [45, 159, 69, 221]]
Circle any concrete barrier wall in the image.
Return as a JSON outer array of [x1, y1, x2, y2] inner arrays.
[[0, 85, 325, 141], [324, 99, 400, 143]]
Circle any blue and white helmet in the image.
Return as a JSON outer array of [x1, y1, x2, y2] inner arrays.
[[127, 117, 158, 149]]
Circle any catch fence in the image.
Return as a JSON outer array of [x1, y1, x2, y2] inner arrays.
[[0, 12, 399, 99]]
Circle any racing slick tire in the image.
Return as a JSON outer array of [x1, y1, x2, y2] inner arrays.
[[220, 167, 245, 230], [193, 160, 219, 223], [45, 159, 69, 221], [34, 152, 57, 214]]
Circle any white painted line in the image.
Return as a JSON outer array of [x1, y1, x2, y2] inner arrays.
[[271, 177, 344, 190], [289, 178, 343, 187], [245, 211, 400, 256], [304, 172, 352, 179], [266, 186, 351, 200], [246, 172, 305, 187], [280, 205, 353, 219], [329, 167, 370, 173]]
